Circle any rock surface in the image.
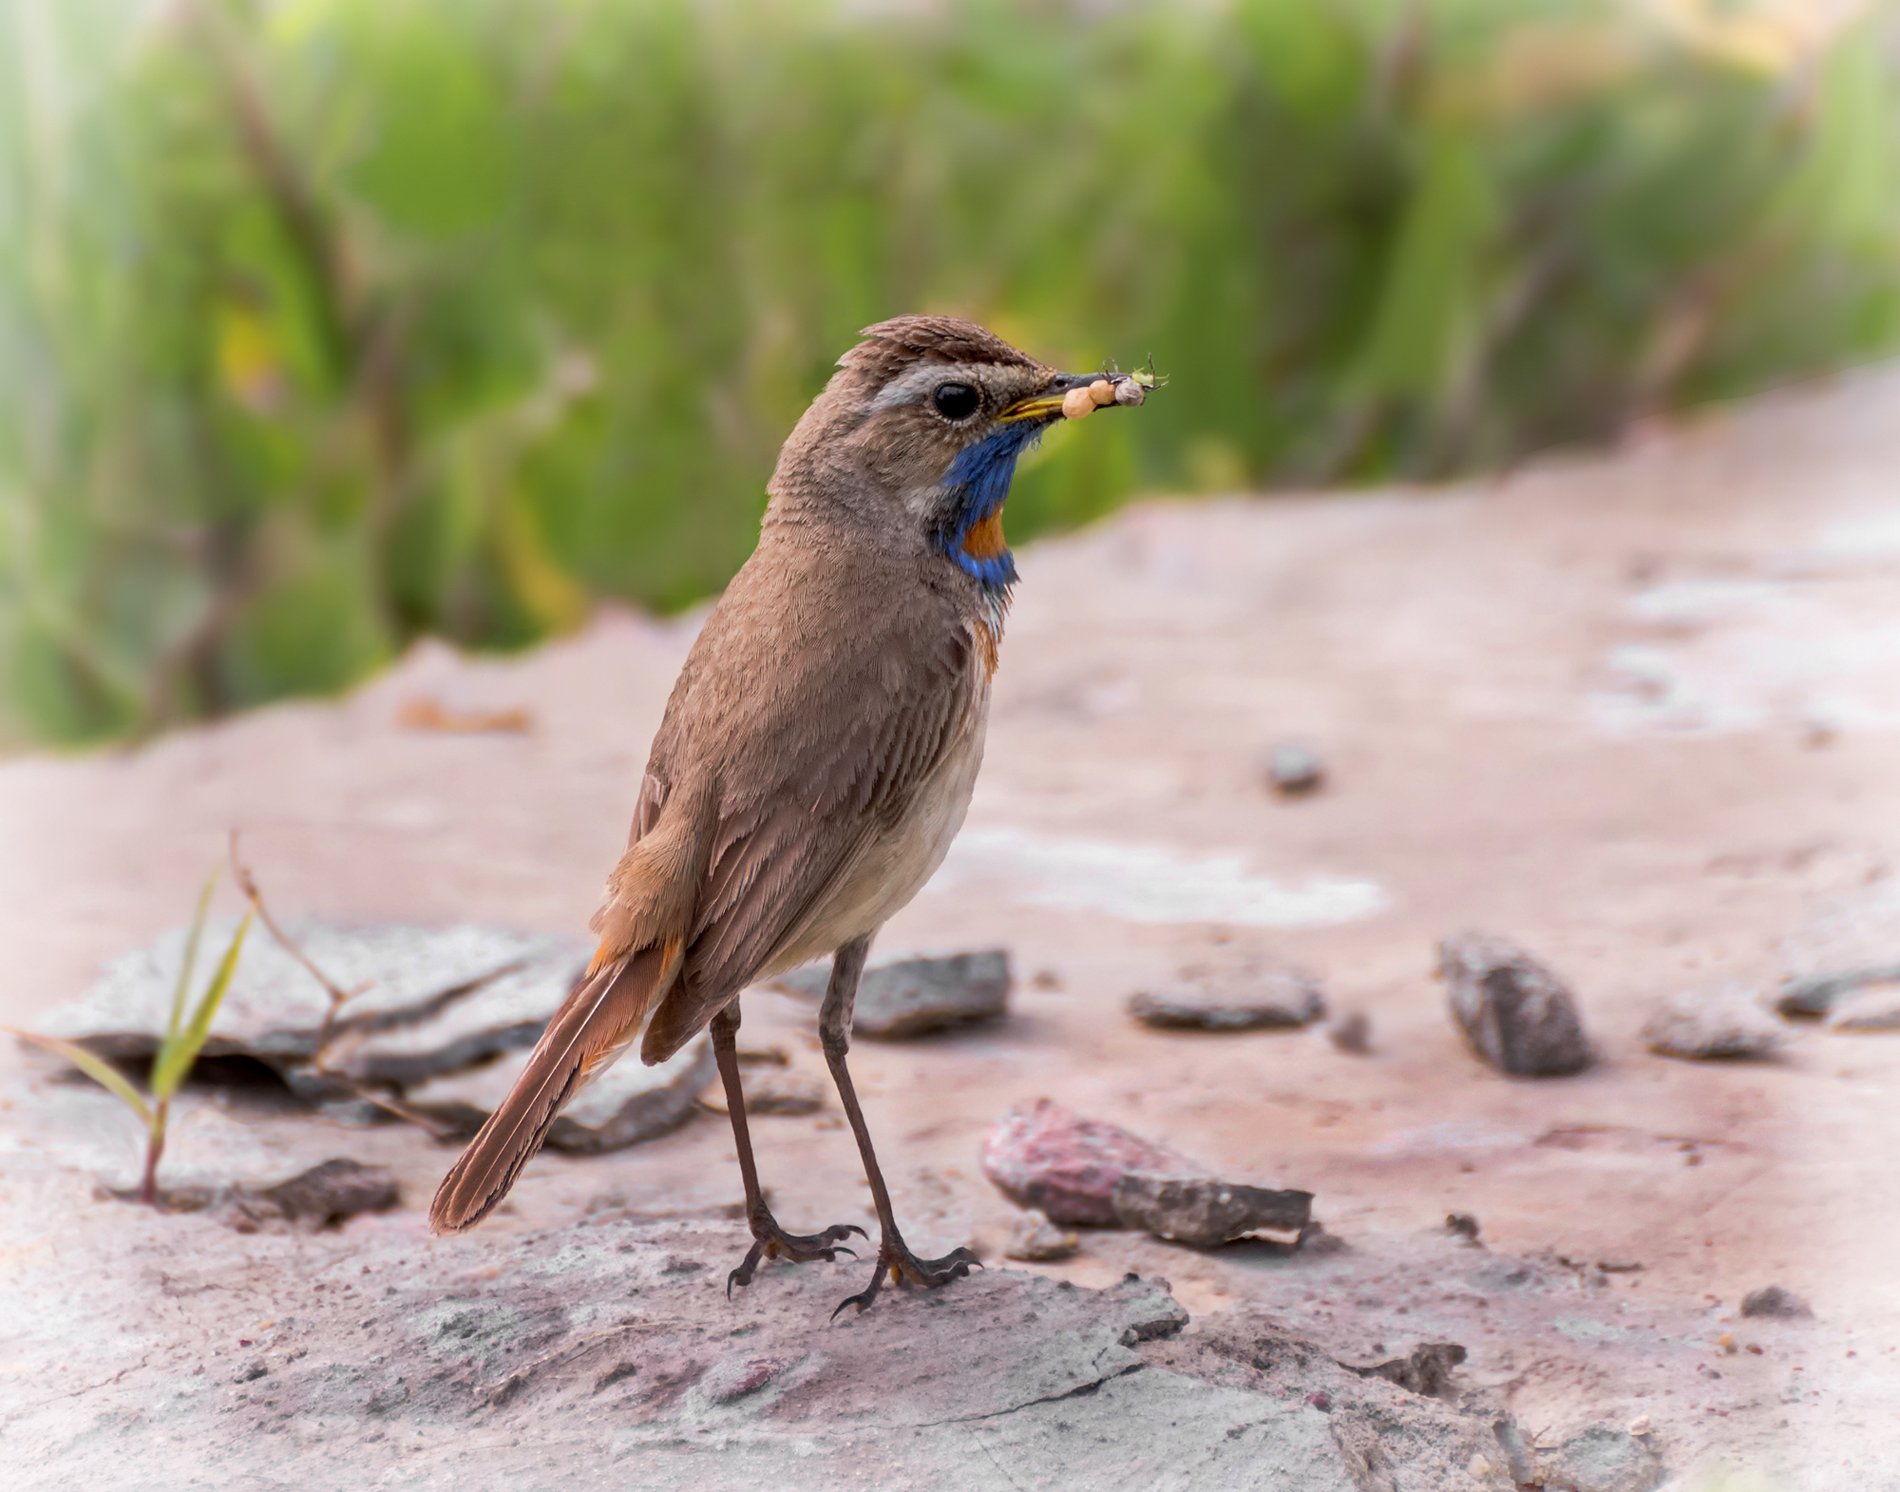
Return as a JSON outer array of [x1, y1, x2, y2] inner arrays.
[[1128, 964, 1325, 1031], [771, 950, 1011, 1038], [1440, 932, 1595, 1077], [1112, 1172, 1313, 1247], [980, 1099, 1204, 1226], [1642, 982, 1788, 1060], [2, 1204, 1537, 1491], [1527, 1423, 1665, 1492]]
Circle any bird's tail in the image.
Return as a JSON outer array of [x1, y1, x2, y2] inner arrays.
[[428, 937, 681, 1233]]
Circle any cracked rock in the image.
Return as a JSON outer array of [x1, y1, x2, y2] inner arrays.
[[771, 950, 1011, 1038], [36, 920, 589, 1095], [1439, 932, 1594, 1077]]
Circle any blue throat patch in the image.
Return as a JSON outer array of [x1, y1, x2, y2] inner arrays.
[[936, 423, 1041, 590]]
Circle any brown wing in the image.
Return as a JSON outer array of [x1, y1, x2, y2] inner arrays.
[[637, 617, 979, 1061]]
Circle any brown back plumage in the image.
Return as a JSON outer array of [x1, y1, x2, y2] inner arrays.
[[428, 317, 1062, 1234]]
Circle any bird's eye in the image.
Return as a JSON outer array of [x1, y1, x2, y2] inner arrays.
[[931, 382, 981, 422]]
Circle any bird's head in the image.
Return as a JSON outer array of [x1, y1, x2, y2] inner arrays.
[[769, 315, 1143, 593]]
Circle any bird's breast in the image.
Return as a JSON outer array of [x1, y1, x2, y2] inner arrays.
[[773, 662, 992, 969]]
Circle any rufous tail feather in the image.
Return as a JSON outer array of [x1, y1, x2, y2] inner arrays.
[[428, 938, 680, 1233]]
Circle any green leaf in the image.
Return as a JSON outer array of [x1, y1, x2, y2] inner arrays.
[[150, 910, 253, 1101], [6, 1028, 151, 1126], [164, 870, 220, 1043]]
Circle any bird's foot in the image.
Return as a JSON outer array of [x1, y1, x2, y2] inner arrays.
[[831, 1232, 981, 1319], [727, 1211, 864, 1298]]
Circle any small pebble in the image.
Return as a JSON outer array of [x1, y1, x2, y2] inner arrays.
[[1327, 1011, 1372, 1054], [1741, 1284, 1814, 1320], [1265, 741, 1325, 798], [1005, 1210, 1080, 1263], [1444, 1212, 1482, 1244]]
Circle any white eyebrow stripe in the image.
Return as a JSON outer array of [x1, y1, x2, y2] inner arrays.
[[868, 361, 998, 414]]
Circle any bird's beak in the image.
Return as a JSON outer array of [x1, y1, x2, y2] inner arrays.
[[997, 372, 1109, 423]]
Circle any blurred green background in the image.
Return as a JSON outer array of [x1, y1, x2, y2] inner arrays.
[[3, 0, 1897, 746]]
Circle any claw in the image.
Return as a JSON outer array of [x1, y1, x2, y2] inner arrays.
[[831, 1237, 980, 1320], [725, 1215, 864, 1298]]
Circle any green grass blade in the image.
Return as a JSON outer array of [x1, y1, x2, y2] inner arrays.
[[5, 1028, 151, 1125], [165, 870, 220, 1042], [150, 910, 253, 1101]]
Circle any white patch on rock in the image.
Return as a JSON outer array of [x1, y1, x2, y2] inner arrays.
[[932, 826, 1389, 928]]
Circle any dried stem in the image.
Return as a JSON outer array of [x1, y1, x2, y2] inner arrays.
[[224, 830, 484, 1141], [228, 830, 370, 1050]]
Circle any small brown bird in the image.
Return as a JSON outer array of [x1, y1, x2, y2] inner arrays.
[[430, 316, 1146, 1314]]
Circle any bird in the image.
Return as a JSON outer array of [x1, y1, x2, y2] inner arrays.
[[430, 315, 1146, 1315]]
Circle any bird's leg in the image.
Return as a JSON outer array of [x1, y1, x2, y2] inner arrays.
[[711, 1003, 863, 1297], [820, 937, 980, 1318]]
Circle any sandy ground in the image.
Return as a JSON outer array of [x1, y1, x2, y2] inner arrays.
[[4, 367, 1899, 1488]]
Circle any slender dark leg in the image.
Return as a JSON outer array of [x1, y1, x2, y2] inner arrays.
[[711, 1002, 862, 1297], [820, 936, 980, 1318]]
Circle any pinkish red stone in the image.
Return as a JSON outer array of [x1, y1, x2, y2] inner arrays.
[[980, 1099, 1201, 1226]]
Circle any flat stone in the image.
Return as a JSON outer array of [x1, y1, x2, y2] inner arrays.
[[39, 919, 588, 1091], [705, 1068, 826, 1117], [1826, 980, 1900, 1032], [981, 1098, 1202, 1226], [225, 1159, 401, 1232], [770, 950, 1011, 1039], [1004, 1210, 1080, 1262], [741, 1070, 827, 1116], [1112, 1172, 1313, 1248], [405, 1038, 713, 1153], [1774, 883, 1900, 1017], [1775, 964, 1900, 1019], [1128, 964, 1325, 1032], [1439, 932, 1594, 1077], [1642, 982, 1788, 1060], [1740, 1284, 1814, 1320]]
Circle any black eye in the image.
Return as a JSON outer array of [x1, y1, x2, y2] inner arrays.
[[931, 382, 981, 421]]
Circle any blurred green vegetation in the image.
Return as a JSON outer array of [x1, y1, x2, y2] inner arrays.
[[3, 0, 1898, 745]]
